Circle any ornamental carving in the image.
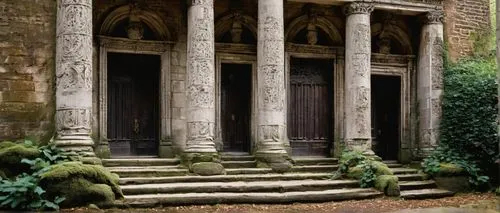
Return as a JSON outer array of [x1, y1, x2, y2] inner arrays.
[[259, 125, 283, 142], [190, 0, 212, 6], [352, 53, 369, 78], [344, 2, 374, 16], [353, 24, 370, 51], [56, 61, 92, 89], [432, 38, 444, 89], [187, 122, 215, 141], [422, 10, 444, 24], [56, 108, 91, 135]]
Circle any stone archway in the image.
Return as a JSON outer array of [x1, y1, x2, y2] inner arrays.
[[285, 15, 343, 45], [371, 23, 413, 55]]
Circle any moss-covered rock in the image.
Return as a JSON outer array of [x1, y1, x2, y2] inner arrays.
[[0, 170, 6, 179], [191, 162, 225, 176], [347, 165, 364, 179], [437, 163, 465, 176], [375, 175, 400, 196], [0, 141, 40, 178], [372, 161, 393, 176], [40, 161, 123, 207]]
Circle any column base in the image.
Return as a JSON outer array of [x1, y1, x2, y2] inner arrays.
[[159, 140, 175, 158], [255, 143, 292, 173], [185, 139, 218, 153], [95, 141, 111, 159], [54, 135, 101, 164]]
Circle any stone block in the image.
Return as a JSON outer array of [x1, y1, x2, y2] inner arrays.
[[191, 162, 225, 176], [434, 176, 470, 193]]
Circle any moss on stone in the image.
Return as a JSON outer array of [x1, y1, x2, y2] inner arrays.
[[0, 141, 40, 178], [47, 178, 116, 207], [0, 170, 6, 179], [180, 153, 221, 168], [372, 161, 393, 176], [437, 163, 465, 176], [375, 175, 400, 196], [40, 161, 123, 203], [347, 165, 363, 179]]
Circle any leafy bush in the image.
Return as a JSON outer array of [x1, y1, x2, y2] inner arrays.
[[422, 57, 498, 189], [0, 141, 67, 210], [332, 150, 395, 192]]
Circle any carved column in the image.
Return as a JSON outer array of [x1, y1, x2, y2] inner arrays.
[[255, 0, 291, 171], [343, 2, 374, 153], [54, 0, 98, 163], [184, 0, 218, 155], [417, 11, 444, 157]]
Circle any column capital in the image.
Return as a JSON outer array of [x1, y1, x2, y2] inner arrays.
[[344, 2, 374, 16], [187, 0, 212, 6], [421, 10, 444, 24]]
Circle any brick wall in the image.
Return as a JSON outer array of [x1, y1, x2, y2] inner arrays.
[[444, 0, 491, 60], [0, 0, 56, 142]]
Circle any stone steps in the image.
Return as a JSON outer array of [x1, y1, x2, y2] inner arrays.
[[291, 165, 338, 173], [226, 168, 273, 175], [222, 160, 257, 168], [119, 173, 332, 185], [120, 179, 360, 195], [108, 166, 189, 178], [116, 188, 383, 207], [391, 167, 419, 175], [293, 158, 339, 165], [102, 158, 180, 167], [400, 189, 455, 199], [396, 174, 427, 181], [399, 180, 437, 191]]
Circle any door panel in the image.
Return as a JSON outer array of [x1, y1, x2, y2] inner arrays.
[[288, 58, 333, 156], [108, 53, 160, 156], [221, 63, 251, 152]]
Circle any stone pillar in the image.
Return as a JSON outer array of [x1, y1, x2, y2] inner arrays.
[[255, 0, 291, 172], [55, 0, 98, 163], [184, 0, 222, 174], [343, 2, 374, 153], [417, 11, 444, 157]]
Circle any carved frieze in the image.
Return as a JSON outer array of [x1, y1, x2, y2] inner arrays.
[[431, 38, 444, 89], [344, 2, 374, 16], [187, 122, 215, 141], [259, 125, 283, 142], [98, 36, 171, 53], [56, 108, 91, 135]]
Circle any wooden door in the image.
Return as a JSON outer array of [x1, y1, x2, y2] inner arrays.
[[289, 58, 333, 156], [221, 63, 251, 152], [108, 53, 160, 156]]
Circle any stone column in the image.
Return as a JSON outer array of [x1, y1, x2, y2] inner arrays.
[[184, 0, 222, 174], [255, 0, 291, 172], [343, 2, 374, 153], [55, 0, 98, 163], [417, 11, 444, 157]]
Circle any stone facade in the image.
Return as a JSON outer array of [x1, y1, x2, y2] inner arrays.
[[0, 0, 491, 163]]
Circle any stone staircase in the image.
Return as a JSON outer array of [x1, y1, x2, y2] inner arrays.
[[103, 154, 453, 207]]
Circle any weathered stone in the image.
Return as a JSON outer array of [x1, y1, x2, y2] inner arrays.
[[184, 0, 217, 154], [434, 176, 470, 193], [255, 0, 290, 166], [191, 162, 225, 176], [343, 2, 374, 153]]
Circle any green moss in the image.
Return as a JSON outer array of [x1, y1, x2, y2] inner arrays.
[[40, 161, 123, 201], [0, 170, 6, 179], [375, 175, 400, 196], [372, 161, 393, 176], [47, 178, 116, 207], [437, 163, 465, 176], [347, 165, 363, 179], [0, 141, 40, 178]]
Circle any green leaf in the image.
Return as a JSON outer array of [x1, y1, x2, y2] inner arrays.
[[34, 187, 45, 195]]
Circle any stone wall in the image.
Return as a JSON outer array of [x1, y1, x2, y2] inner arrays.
[[0, 0, 56, 142], [444, 0, 491, 60]]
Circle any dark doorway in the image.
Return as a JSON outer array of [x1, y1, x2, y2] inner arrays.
[[371, 75, 401, 160], [288, 58, 334, 156], [221, 63, 252, 152], [107, 53, 160, 157]]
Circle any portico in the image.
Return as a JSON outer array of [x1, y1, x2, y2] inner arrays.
[[53, 0, 444, 165]]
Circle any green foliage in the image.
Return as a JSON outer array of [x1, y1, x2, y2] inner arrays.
[[422, 146, 490, 188], [424, 57, 498, 189], [0, 140, 67, 210], [333, 150, 396, 193], [0, 141, 40, 177]]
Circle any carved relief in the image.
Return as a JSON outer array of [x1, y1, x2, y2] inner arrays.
[[354, 86, 370, 135], [56, 108, 91, 135], [56, 61, 92, 89], [259, 125, 283, 142], [187, 122, 215, 141], [422, 10, 444, 24], [352, 53, 369, 78], [354, 24, 370, 51], [344, 2, 374, 16], [432, 38, 444, 89]]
